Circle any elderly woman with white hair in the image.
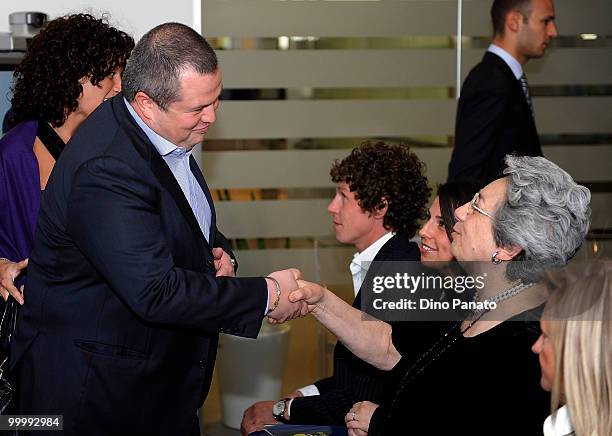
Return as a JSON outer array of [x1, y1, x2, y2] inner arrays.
[[290, 155, 591, 435]]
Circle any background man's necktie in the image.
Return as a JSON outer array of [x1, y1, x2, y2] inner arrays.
[[520, 74, 534, 119]]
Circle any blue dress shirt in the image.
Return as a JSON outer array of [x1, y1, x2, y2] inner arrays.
[[124, 98, 212, 242]]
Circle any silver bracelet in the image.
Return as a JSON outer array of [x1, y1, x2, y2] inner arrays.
[[265, 276, 281, 316]]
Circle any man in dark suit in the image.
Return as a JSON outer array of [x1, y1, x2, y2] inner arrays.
[[448, 0, 558, 185], [11, 23, 306, 436], [241, 141, 431, 434]]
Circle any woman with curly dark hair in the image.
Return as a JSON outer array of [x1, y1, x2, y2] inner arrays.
[[0, 14, 134, 303]]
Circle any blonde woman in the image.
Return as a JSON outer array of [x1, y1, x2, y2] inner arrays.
[[533, 261, 612, 436]]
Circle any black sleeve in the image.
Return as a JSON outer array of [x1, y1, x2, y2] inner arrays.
[[366, 405, 386, 436], [66, 156, 266, 337], [289, 389, 354, 425], [313, 376, 335, 394], [290, 368, 386, 425]]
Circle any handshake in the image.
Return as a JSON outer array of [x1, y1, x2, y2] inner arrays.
[[263, 269, 327, 323]]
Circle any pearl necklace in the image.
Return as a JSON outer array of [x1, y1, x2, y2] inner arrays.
[[483, 281, 535, 305], [469, 281, 535, 323]]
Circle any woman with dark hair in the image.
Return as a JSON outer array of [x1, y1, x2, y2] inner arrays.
[[419, 180, 481, 265], [0, 14, 134, 303]]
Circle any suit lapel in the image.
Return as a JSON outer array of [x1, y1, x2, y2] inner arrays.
[[484, 52, 540, 145], [149, 151, 209, 246], [512, 79, 540, 145], [189, 155, 216, 245], [353, 234, 398, 309], [114, 96, 209, 247]]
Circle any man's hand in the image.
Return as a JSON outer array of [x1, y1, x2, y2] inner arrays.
[[345, 401, 379, 436], [286, 390, 303, 399], [212, 247, 235, 277], [288, 279, 328, 314], [241, 400, 277, 435], [0, 258, 27, 304], [265, 269, 307, 323], [240, 390, 303, 435]]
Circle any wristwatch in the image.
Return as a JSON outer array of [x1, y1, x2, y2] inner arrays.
[[272, 398, 290, 423]]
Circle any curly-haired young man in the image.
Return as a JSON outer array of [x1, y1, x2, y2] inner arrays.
[[242, 141, 431, 433]]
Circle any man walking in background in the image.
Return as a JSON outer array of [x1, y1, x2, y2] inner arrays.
[[448, 0, 558, 184]]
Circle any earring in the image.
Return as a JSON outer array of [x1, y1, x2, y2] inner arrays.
[[491, 252, 502, 265]]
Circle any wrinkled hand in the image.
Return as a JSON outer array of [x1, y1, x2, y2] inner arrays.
[[346, 401, 378, 436], [241, 400, 277, 435], [266, 269, 308, 323], [0, 258, 27, 304], [288, 279, 328, 314], [213, 247, 235, 277]]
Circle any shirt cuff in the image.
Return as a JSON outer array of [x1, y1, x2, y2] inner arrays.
[[286, 398, 293, 419], [297, 384, 320, 397]]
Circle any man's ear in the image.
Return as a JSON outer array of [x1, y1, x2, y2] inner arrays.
[[372, 198, 388, 221], [506, 10, 524, 33], [495, 244, 523, 261], [133, 91, 157, 121]]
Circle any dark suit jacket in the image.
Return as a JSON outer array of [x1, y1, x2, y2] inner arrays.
[[11, 95, 268, 436], [448, 51, 543, 185], [288, 233, 419, 425]]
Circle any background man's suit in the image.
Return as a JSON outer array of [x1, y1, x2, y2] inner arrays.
[[288, 233, 419, 424], [11, 95, 268, 436], [448, 51, 543, 185]]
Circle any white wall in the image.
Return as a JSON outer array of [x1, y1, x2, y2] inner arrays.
[[0, 0, 199, 40]]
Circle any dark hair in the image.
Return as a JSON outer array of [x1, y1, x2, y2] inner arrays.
[[330, 141, 430, 237], [491, 0, 533, 36], [437, 180, 481, 242], [122, 22, 218, 110], [10, 14, 134, 128]]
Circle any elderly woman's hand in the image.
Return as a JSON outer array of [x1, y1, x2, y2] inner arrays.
[[345, 401, 379, 436], [289, 279, 329, 314], [0, 258, 27, 305]]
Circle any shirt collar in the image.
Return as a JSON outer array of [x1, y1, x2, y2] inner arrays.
[[352, 232, 395, 268], [488, 44, 524, 80], [123, 97, 189, 158], [349, 232, 394, 296], [543, 405, 574, 436]]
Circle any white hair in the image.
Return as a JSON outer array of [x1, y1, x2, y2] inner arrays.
[[494, 156, 591, 282]]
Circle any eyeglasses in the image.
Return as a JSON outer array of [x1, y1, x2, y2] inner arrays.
[[468, 192, 493, 219]]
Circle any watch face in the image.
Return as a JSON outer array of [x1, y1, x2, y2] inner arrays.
[[272, 400, 285, 416]]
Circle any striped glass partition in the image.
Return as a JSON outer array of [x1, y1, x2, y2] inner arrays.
[[201, 0, 612, 282]]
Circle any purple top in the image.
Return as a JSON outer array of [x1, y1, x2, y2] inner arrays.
[[0, 120, 40, 279]]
